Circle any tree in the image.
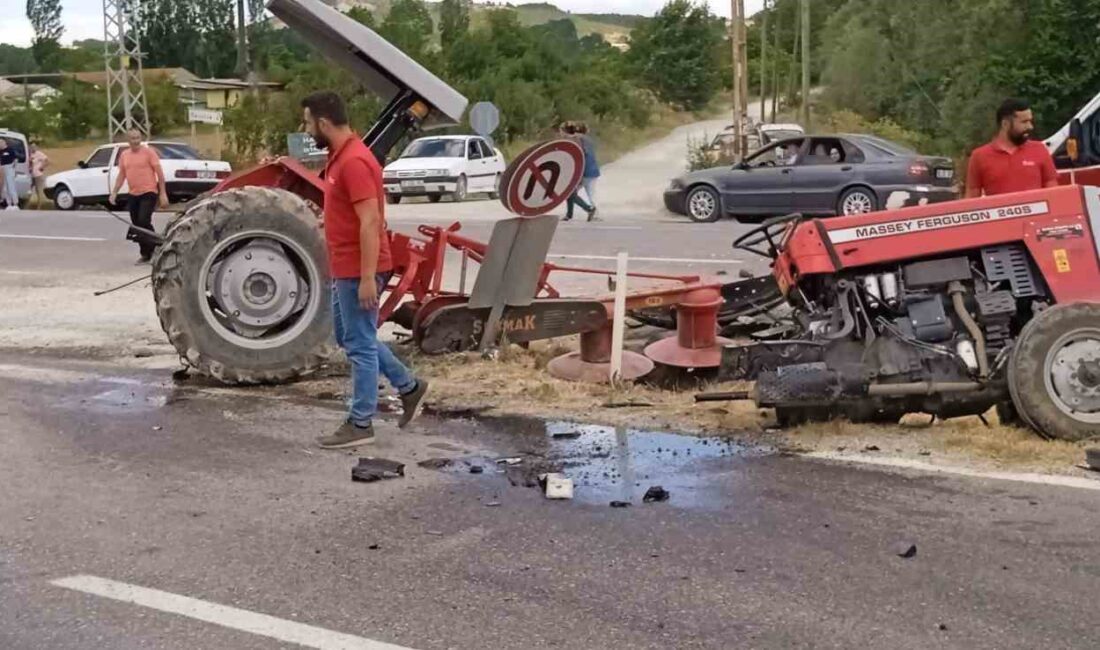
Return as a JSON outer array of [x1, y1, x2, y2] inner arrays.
[[26, 0, 64, 71], [627, 1, 725, 111], [439, 0, 471, 51], [346, 6, 377, 29], [380, 0, 434, 61]]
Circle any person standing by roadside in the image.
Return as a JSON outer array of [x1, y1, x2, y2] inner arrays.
[[965, 98, 1058, 198], [0, 138, 20, 211], [560, 122, 595, 222], [109, 129, 168, 264], [29, 142, 49, 209], [301, 91, 430, 449], [577, 122, 601, 221]]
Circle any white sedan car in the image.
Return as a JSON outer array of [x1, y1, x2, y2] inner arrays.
[[45, 141, 232, 210], [383, 135, 505, 204]]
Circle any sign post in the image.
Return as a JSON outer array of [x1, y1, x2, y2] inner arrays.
[[188, 106, 224, 153], [471, 138, 586, 352]]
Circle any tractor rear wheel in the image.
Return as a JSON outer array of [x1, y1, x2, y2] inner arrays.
[[152, 187, 335, 384], [1009, 303, 1100, 441]]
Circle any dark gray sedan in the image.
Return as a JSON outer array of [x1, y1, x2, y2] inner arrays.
[[664, 134, 958, 223]]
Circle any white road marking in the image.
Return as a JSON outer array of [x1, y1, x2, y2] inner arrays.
[[51, 575, 417, 650], [806, 452, 1100, 491], [549, 254, 742, 265], [0, 234, 108, 242]]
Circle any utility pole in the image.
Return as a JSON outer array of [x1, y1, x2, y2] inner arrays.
[[103, 0, 149, 141], [759, 0, 767, 123], [800, 0, 810, 128], [770, 1, 780, 122], [730, 0, 748, 159], [235, 0, 251, 81], [787, 5, 799, 110]]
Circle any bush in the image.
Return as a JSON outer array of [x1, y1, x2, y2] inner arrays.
[[822, 109, 930, 152]]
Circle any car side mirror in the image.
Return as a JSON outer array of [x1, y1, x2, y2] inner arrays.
[[78, 160, 88, 169]]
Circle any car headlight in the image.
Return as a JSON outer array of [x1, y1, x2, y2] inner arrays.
[[427, 169, 450, 177], [668, 178, 685, 190]]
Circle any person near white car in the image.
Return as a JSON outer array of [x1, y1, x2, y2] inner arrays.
[[109, 129, 168, 264], [0, 138, 20, 211], [29, 142, 49, 209]]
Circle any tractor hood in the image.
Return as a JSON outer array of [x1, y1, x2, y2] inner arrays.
[[266, 0, 469, 129]]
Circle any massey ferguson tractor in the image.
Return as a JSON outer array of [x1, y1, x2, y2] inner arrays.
[[716, 186, 1100, 442]]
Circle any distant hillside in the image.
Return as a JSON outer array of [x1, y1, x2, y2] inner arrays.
[[328, 1, 640, 45]]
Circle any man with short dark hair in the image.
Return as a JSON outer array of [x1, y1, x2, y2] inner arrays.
[[302, 91, 429, 449], [109, 129, 168, 263], [965, 98, 1058, 198]]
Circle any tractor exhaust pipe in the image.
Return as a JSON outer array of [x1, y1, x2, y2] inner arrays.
[[949, 281, 989, 378]]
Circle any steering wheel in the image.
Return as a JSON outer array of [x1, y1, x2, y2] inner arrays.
[[732, 213, 804, 259]]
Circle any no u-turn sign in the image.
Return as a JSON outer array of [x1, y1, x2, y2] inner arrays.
[[499, 140, 585, 217]]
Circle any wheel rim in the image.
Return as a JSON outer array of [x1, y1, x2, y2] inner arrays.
[[198, 230, 322, 351], [57, 189, 73, 209], [842, 191, 874, 215], [688, 189, 716, 220], [1043, 327, 1100, 424]]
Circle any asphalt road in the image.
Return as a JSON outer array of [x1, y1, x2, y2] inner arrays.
[[2, 119, 1099, 648], [1, 354, 1098, 649]]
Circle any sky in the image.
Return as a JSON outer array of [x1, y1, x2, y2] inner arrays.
[[0, 0, 767, 47]]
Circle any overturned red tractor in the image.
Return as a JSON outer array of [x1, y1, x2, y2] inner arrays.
[[715, 186, 1100, 441]]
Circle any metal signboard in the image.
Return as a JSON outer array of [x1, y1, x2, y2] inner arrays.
[[187, 107, 224, 125], [499, 139, 585, 218]]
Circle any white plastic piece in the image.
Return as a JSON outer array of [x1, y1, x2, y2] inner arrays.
[[541, 473, 574, 500], [880, 273, 899, 304], [610, 250, 628, 382], [863, 275, 883, 303], [956, 339, 979, 371]]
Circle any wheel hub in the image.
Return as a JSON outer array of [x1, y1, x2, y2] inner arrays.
[[843, 193, 872, 214], [689, 192, 715, 218], [209, 239, 308, 332], [1048, 336, 1100, 418]]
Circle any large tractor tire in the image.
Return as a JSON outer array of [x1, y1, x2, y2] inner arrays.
[[1008, 303, 1100, 441], [152, 187, 335, 384]]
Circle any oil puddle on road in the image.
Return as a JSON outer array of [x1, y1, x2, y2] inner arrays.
[[437, 413, 769, 510]]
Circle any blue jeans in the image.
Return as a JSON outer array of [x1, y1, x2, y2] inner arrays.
[[332, 274, 417, 427]]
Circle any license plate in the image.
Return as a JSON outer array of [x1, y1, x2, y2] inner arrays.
[[935, 168, 954, 179], [198, 170, 216, 180], [401, 180, 424, 188]]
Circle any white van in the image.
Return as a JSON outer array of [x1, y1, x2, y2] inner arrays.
[[0, 129, 32, 207]]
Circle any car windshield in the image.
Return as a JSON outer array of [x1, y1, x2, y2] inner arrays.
[[854, 135, 915, 156], [401, 139, 465, 159]]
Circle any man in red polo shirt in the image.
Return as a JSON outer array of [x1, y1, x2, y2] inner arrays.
[[301, 91, 429, 449], [965, 98, 1058, 198]]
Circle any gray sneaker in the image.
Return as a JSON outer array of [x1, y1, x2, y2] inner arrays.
[[398, 380, 430, 429], [317, 421, 375, 449]]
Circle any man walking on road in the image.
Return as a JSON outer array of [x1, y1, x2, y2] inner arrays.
[[0, 138, 20, 211], [560, 122, 596, 222], [577, 122, 601, 220], [109, 129, 168, 264], [965, 98, 1059, 198], [301, 91, 429, 449], [29, 142, 49, 209]]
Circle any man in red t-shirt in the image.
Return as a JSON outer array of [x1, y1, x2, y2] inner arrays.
[[965, 98, 1058, 198], [301, 91, 429, 449]]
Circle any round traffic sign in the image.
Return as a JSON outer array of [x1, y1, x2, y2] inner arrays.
[[469, 102, 500, 138], [499, 139, 585, 217]]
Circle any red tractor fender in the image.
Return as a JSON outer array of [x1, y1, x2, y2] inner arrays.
[[214, 156, 327, 208]]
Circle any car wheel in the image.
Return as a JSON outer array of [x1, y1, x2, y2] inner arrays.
[[685, 186, 721, 223], [451, 175, 467, 202], [488, 174, 501, 200], [428, 194, 442, 203], [53, 185, 76, 211], [386, 194, 402, 205], [838, 187, 877, 215]]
